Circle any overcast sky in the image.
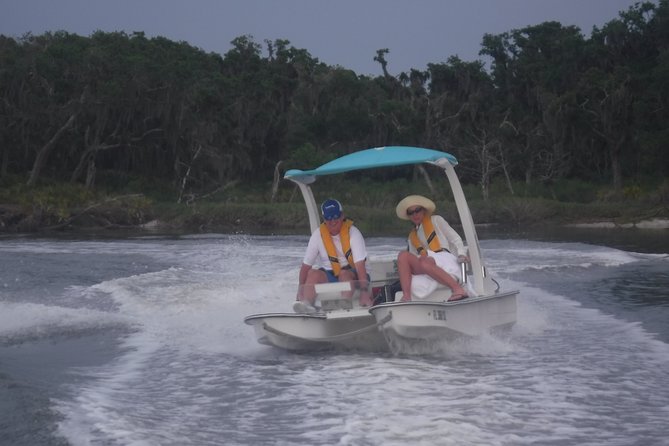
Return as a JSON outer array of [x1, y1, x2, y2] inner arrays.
[[0, 0, 648, 75]]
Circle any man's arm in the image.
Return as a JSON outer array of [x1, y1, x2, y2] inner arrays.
[[297, 263, 312, 299], [355, 259, 372, 305], [354, 260, 368, 289]]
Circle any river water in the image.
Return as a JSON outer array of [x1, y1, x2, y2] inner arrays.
[[1, 229, 668, 445]]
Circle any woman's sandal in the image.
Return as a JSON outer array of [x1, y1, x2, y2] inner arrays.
[[447, 293, 469, 302]]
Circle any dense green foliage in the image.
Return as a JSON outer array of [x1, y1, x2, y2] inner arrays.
[[1, 1, 667, 212]]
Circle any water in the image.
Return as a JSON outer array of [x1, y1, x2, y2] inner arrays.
[[1, 231, 668, 445]]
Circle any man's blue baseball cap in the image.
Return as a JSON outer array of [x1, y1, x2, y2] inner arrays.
[[321, 199, 343, 221]]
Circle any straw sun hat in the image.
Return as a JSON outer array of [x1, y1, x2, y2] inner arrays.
[[395, 195, 436, 220]]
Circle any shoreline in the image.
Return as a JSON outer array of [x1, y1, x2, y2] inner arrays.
[[1, 200, 668, 236], [565, 218, 669, 230], [2, 217, 667, 241]]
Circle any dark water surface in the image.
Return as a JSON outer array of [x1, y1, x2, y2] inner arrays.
[[1, 228, 668, 445]]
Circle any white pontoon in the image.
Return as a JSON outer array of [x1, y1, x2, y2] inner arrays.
[[244, 146, 518, 354]]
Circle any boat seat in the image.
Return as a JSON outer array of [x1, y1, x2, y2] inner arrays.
[[315, 282, 355, 311], [368, 258, 398, 283], [314, 282, 352, 294]]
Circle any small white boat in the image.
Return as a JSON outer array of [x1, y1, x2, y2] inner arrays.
[[244, 146, 518, 354], [245, 256, 401, 352]]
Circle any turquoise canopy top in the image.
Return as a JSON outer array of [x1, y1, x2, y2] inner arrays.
[[284, 146, 457, 183]]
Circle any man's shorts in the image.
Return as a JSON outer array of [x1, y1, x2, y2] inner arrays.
[[319, 266, 369, 283], [319, 267, 349, 283]]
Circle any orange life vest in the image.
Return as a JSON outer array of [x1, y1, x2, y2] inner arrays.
[[319, 219, 355, 276], [409, 215, 443, 256]]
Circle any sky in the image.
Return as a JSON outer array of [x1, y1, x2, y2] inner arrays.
[[0, 0, 649, 76]]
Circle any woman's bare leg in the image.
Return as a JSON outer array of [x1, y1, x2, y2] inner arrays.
[[397, 251, 466, 301], [397, 251, 416, 301]]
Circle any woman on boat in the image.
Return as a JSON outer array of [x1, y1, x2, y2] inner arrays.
[[295, 198, 372, 313], [395, 195, 469, 302]]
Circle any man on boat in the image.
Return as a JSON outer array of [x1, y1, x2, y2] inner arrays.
[[395, 195, 469, 302], [295, 198, 372, 313]]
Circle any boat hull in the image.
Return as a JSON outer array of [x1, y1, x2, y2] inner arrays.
[[244, 291, 517, 354], [369, 291, 518, 342], [243, 311, 388, 352]]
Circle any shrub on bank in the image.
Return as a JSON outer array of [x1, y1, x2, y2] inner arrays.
[[0, 176, 667, 233]]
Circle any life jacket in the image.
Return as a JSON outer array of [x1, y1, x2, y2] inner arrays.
[[409, 215, 444, 256], [319, 219, 355, 276]]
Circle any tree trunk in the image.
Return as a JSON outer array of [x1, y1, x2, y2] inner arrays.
[[85, 158, 96, 189], [417, 165, 435, 196], [177, 144, 202, 204], [610, 141, 623, 193], [270, 160, 283, 203], [481, 173, 490, 201], [71, 150, 93, 183], [1, 142, 7, 178], [27, 114, 76, 186]]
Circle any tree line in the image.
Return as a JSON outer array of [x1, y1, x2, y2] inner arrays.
[[0, 1, 667, 203]]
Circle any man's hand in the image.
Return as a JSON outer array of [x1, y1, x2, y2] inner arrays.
[[358, 285, 373, 307]]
